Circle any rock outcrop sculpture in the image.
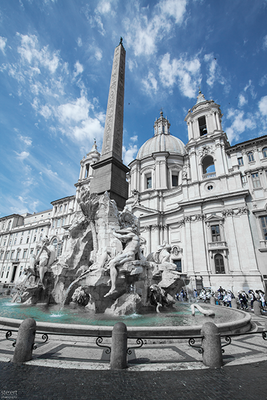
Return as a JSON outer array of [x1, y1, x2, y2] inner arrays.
[[12, 189, 188, 315]]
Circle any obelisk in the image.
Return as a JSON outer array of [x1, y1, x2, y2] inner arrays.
[[90, 39, 129, 210]]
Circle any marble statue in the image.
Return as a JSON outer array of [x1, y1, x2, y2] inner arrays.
[[36, 236, 56, 289], [104, 227, 140, 297]]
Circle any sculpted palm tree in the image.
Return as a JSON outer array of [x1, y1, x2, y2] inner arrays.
[[77, 190, 99, 262]]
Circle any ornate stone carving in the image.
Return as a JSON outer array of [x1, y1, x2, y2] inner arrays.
[[197, 145, 215, 158], [222, 209, 234, 217]]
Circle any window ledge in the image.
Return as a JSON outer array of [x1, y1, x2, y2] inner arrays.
[[208, 241, 228, 250], [259, 240, 267, 252]]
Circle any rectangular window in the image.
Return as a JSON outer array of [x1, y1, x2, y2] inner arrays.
[[172, 174, 178, 187], [173, 260, 182, 272], [211, 225, 221, 242], [10, 251, 15, 260], [146, 176, 152, 189], [215, 254, 225, 274], [252, 173, 261, 189], [198, 116, 207, 136], [16, 250, 20, 261], [5, 251, 10, 260], [260, 216, 267, 240], [238, 157, 243, 166], [248, 152, 254, 162], [23, 249, 27, 259]]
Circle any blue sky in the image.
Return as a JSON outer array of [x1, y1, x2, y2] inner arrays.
[[0, 0, 267, 217]]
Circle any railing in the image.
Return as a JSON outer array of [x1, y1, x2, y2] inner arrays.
[[2, 327, 266, 360], [203, 172, 216, 180]]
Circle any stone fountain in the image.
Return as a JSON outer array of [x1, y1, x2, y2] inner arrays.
[[12, 189, 188, 315]]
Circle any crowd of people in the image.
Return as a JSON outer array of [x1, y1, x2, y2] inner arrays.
[[175, 286, 267, 312], [196, 286, 267, 311]]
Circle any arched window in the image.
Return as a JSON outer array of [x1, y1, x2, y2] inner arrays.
[[214, 254, 225, 274], [198, 116, 207, 136], [262, 147, 267, 158], [202, 156, 216, 178]]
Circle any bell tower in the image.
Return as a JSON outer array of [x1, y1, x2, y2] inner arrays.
[[185, 91, 224, 141], [184, 91, 230, 183]]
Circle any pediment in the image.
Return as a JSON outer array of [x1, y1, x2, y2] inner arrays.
[[205, 214, 224, 223]]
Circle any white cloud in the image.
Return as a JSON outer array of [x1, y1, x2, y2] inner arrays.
[[158, 0, 187, 24], [72, 117, 104, 142], [142, 71, 158, 95], [56, 93, 105, 142], [259, 96, 267, 116], [57, 94, 91, 123], [77, 37, 82, 47], [39, 105, 52, 119], [225, 109, 256, 142], [238, 94, 247, 108], [15, 151, 30, 160], [244, 79, 256, 99], [259, 74, 267, 87], [19, 135, 32, 146], [123, 144, 138, 165], [159, 53, 201, 98], [95, 49, 102, 61], [204, 53, 217, 88], [17, 33, 60, 73], [130, 135, 138, 142], [0, 36, 7, 54], [96, 0, 112, 14], [128, 59, 138, 72], [125, 0, 187, 57], [73, 61, 84, 78], [263, 35, 267, 50]]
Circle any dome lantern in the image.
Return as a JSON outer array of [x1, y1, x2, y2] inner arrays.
[[153, 110, 170, 136]]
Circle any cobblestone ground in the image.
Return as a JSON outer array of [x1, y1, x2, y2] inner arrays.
[[1, 360, 267, 400]]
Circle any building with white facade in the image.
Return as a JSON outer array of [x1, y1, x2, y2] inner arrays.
[[1, 91, 267, 294]]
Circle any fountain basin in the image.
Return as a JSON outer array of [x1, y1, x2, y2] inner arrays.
[[0, 298, 252, 337]]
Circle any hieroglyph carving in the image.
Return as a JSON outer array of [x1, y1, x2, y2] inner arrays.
[[102, 44, 125, 160]]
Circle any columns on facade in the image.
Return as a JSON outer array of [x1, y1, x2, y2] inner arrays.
[[155, 161, 160, 189], [189, 148, 198, 182], [187, 120, 193, 140], [215, 112, 221, 131], [184, 217, 194, 275]]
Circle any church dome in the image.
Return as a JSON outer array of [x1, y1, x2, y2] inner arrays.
[[136, 111, 186, 160]]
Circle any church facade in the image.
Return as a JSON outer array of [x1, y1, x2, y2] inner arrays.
[[126, 92, 267, 294], [1, 91, 267, 294]]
